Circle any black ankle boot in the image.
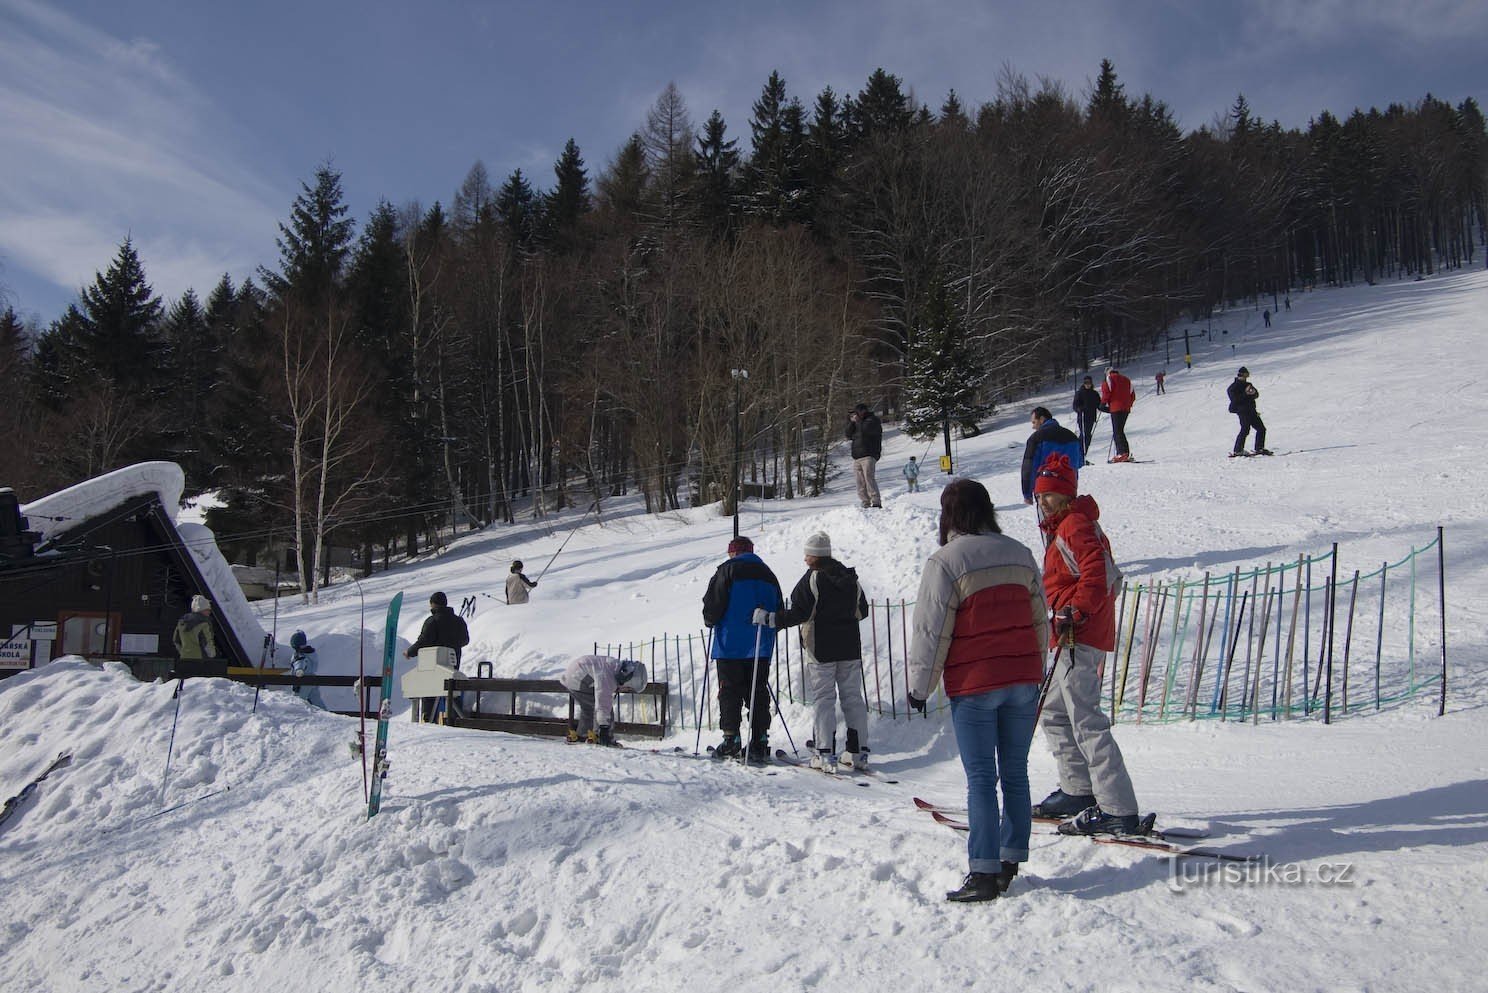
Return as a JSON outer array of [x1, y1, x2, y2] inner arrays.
[[946, 871, 1000, 903]]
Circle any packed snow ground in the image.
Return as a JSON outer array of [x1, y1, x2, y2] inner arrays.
[[4, 270, 1488, 993]]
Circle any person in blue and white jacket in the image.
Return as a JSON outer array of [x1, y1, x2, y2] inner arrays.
[[702, 535, 783, 764]]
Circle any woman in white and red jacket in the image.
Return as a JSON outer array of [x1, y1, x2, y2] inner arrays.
[[1032, 453, 1141, 836], [908, 478, 1048, 903]]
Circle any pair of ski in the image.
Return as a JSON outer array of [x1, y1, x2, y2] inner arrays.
[[912, 797, 1256, 862], [772, 749, 899, 784]]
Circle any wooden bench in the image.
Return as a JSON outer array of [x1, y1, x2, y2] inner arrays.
[[119, 657, 385, 717], [440, 676, 670, 739]]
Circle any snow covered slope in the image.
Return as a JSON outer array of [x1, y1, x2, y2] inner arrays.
[[3, 271, 1487, 993]]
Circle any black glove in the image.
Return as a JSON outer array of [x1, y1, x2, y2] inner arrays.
[[597, 725, 616, 747], [1098, 404, 1110, 413], [1054, 607, 1084, 644], [907, 692, 927, 714]]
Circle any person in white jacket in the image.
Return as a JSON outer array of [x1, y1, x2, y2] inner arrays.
[[559, 655, 647, 745]]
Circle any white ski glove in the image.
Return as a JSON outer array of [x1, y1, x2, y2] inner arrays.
[[751, 608, 776, 628]]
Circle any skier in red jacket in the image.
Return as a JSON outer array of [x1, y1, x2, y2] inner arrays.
[[1098, 367, 1135, 462], [1031, 454, 1141, 835]]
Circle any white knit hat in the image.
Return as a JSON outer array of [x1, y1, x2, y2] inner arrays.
[[803, 532, 832, 558], [191, 594, 211, 612]]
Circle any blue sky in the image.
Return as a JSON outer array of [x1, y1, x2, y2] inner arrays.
[[2, 0, 1484, 325]]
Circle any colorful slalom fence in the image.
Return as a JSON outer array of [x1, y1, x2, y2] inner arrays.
[[585, 530, 1449, 732]]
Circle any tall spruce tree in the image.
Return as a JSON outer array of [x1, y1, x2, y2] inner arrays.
[[902, 276, 990, 439], [74, 237, 164, 389], [694, 109, 740, 238]]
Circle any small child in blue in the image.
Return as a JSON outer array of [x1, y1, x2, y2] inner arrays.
[[903, 456, 920, 492], [289, 630, 326, 710]]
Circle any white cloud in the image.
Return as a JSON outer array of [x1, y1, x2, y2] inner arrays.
[[0, 0, 282, 310]]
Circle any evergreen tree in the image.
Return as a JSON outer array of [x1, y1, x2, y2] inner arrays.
[[263, 164, 355, 305], [901, 276, 990, 439], [850, 68, 915, 141], [73, 237, 164, 389], [694, 109, 740, 238], [597, 133, 651, 220], [744, 71, 806, 223], [544, 138, 592, 249], [496, 168, 539, 249], [158, 288, 220, 490]]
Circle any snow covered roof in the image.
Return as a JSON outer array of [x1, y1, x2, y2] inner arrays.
[[20, 461, 267, 658]]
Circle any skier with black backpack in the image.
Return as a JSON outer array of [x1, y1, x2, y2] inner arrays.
[[753, 531, 871, 773], [1227, 366, 1272, 457]]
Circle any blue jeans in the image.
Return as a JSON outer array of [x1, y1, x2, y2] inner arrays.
[[949, 682, 1039, 872]]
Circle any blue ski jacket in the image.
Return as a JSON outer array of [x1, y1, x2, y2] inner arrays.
[[703, 552, 783, 660]]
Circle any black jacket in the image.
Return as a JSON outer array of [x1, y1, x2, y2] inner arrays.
[[775, 559, 869, 663], [1227, 378, 1259, 415], [846, 412, 883, 460], [409, 605, 471, 664], [1072, 385, 1101, 421]]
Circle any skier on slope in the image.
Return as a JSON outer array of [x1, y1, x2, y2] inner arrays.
[[907, 478, 1048, 902], [1031, 454, 1142, 835], [1071, 376, 1101, 463], [702, 536, 784, 764], [845, 403, 884, 508], [1099, 367, 1136, 462], [753, 531, 871, 772], [559, 655, 648, 746], [1020, 407, 1084, 505], [506, 560, 538, 604], [1227, 367, 1272, 457]]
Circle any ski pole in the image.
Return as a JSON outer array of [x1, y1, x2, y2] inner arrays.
[[765, 681, 799, 756], [159, 678, 186, 806], [744, 621, 765, 764], [693, 629, 713, 756], [535, 500, 598, 583]]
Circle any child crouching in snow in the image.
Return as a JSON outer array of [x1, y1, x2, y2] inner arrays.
[[559, 656, 648, 746]]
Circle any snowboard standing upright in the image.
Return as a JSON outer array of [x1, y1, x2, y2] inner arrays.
[[366, 592, 403, 820]]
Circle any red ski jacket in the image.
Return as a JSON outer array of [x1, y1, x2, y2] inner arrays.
[[1100, 372, 1135, 413], [1038, 495, 1123, 652]]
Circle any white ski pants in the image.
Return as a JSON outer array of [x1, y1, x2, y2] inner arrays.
[[807, 656, 869, 753], [1039, 642, 1139, 815]]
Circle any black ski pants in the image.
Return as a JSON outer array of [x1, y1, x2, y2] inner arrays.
[[716, 657, 772, 738], [1234, 411, 1266, 454], [1110, 411, 1131, 456], [1076, 412, 1097, 459]]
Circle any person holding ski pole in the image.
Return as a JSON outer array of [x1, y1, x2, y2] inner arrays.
[[702, 536, 783, 765], [559, 655, 648, 746], [1099, 366, 1136, 462], [1071, 376, 1101, 463], [753, 531, 871, 772], [907, 479, 1048, 902], [506, 560, 538, 604], [1031, 454, 1141, 835]]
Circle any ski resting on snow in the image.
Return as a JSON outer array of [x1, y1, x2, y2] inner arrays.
[[919, 806, 1257, 862]]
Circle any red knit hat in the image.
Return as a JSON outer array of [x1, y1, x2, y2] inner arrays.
[[727, 536, 754, 555], [1033, 453, 1078, 497]]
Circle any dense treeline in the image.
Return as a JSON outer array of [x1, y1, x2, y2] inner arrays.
[[3, 63, 1483, 597]]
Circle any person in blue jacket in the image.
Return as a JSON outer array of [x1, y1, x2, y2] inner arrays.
[[1021, 407, 1084, 504], [702, 535, 784, 764]]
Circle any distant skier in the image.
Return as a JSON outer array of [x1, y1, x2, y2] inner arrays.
[[1155, 370, 1166, 395], [1031, 454, 1141, 836], [1227, 366, 1272, 457], [1263, 309, 1272, 328], [1020, 407, 1083, 505], [1099, 367, 1136, 462], [845, 403, 883, 508], [288, 630, 325, 709], [1071, 376, 1100, 462], [702, 536, 784, 764], [755, 531, 871, 772], [404, 591, 471, 721], [506, 560, 537, 604], [903, 456, 921, 493], [559, 655, 647, 746], [172, 595, 217, 660]]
